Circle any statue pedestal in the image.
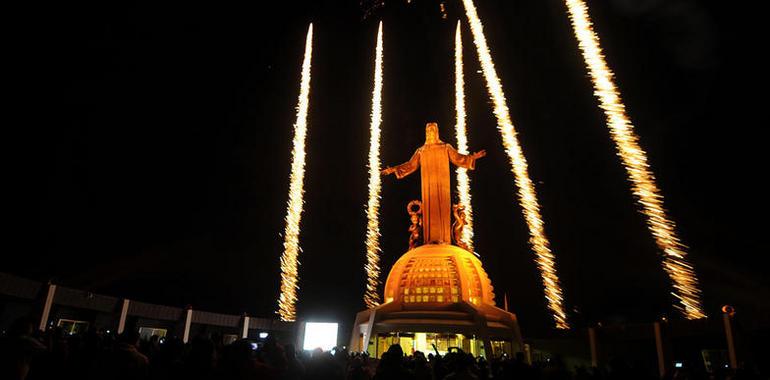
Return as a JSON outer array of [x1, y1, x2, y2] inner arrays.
[[349, 244, 523, 358]]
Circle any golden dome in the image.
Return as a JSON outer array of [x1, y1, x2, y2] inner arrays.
[[382, 244, 496, 308]]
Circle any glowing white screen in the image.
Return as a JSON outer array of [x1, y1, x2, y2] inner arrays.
[[302, 322, 338, 351]]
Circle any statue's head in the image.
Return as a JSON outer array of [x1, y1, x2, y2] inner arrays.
[[425, 122, 440, 144]]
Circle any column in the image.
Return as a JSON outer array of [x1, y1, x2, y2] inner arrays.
[[117, 299, 130, 334], [723, 308, 737, 369], [38, 284, 57, 331], [654, 321, 666, 378], [242, 315, 250, 339], [182, 307, 193, 343]]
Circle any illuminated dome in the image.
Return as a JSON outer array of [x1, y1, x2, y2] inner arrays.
[[350, 244, 522, 358], [383, 244, 496, 308]]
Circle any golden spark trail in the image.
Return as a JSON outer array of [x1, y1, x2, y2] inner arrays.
[[563, 0, 705, 319], [277, 24, 313, 322], [364, 22, 385, 309], [454, 21, 475, 253], [461, 0, 569, 329]]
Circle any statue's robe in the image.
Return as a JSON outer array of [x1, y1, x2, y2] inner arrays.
[[392, 142, 478, 244]]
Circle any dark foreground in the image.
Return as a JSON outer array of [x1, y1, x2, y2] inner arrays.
[[1, 317, 763, 380]]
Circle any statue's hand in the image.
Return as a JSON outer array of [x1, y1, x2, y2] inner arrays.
[[472, 150, 487, 159], [381, 166, 396, 175]]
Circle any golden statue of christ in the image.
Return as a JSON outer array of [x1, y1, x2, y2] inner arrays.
[[382, 122, 486, 245]]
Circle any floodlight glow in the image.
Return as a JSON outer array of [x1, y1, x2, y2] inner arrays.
[[302, 322, 338, 351]]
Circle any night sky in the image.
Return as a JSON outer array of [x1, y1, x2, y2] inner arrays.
[[7, 0, 768, 336]]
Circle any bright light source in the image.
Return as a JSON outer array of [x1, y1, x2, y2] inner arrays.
[[364, 21, 385, 309], [461, 0, 568, 328], [302, 322, 338, 351], [563, 0, 704, 319], [259, 332, 269, 339], [277, 23, 314, 322], [454, 21, 476, 252]]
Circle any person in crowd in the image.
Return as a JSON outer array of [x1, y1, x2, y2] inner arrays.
[[5, 325, 768, 380], [283, 344, 305, 380], [304, 347, 345, 380], [411, 351, 431, 380], [0, 317, 46, 380], [443, 352, 477, 380], [102, 330, 150, 380], [182, 336, 217, 380], [373, 344, 414, 380], [346, 354, 371, 380]]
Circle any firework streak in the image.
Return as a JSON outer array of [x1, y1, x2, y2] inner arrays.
[[277, 24, 313, 322], [563, 0, 705, 319], [364, 22, 385, 309], [460, 0, 570, 329], [454, 21, 476, 253]]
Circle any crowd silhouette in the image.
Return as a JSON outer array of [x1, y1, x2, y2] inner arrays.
[[0, 316, 762, 380]]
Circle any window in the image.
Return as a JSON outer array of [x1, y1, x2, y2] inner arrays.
[[138, 327, 168, 340], [57, 319, 89, 335], [223, 334, 238, 345]]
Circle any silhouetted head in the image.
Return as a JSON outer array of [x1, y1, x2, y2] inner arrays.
[[386, 343, 404, 359], [425, 122, 440, 144]]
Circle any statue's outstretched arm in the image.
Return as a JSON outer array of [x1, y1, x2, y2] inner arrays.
[[448, 145, 486, 170], [382, 150, 421, 179]]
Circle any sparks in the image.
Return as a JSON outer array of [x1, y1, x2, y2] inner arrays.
[[277, 24, 313, 322], [454, 21, 475, 253], [461, 0, 569, 329], [364, 21, 385, 309], [563, 0, 705, 319]]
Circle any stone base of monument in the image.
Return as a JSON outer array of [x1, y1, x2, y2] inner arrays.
[[349, 244, 524, 358]]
